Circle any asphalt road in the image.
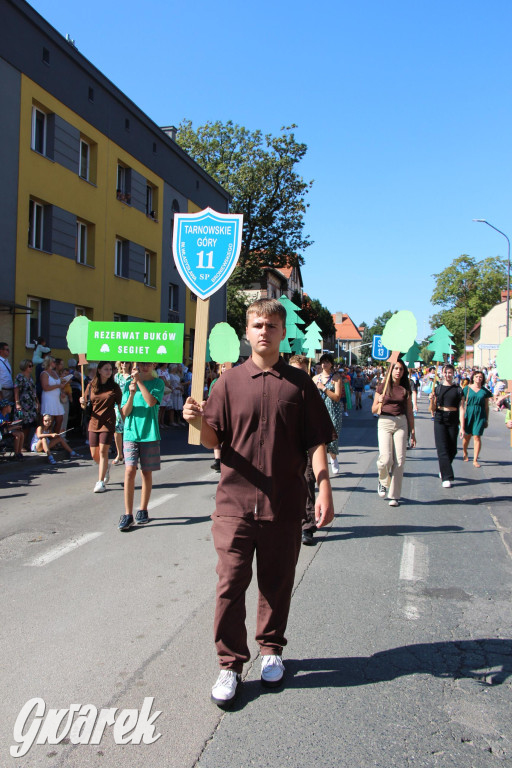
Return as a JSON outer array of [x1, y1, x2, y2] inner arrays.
[[1, 392, 511, 767]]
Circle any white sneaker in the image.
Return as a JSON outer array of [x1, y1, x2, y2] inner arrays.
[[377, 482, 387, 498], [211, 669, 240, 707], [261, 655, 284, 688], [104, 468, 110, 484], [93, 481, 106, 493], [442, 480, 452, 488], [331, 457, 340, 475], [388, 499, 399, 507]]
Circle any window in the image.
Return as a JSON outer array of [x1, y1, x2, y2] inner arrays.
[[26, 298, 42, 347], [144, 251, 156, 287], [169, 283, 179, 312], [76, 221, 88, 264], [42, 47, 50, 64], [115, 239, 128, 277], [28, 200, 44, 249], [79, 140, 90, 180], [31, 107, 46, 154], [116, 164, 131, 203], [88, 87, 94, 102], [146, 185, 153, 217], [113, 313, 128, 322], [75, 306, 86, 317]]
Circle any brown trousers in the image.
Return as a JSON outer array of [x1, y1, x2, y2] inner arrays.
[[212, 513, 302, 673]]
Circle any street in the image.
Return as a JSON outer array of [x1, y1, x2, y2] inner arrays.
[[1, 393, 512, 768]]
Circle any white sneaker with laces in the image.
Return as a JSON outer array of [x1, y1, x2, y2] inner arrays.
[[388, 499, 399, 507], [93, 481, 106, 493], [261, 654, 285, 687], [377, 482, 387, 498], [211, 669, 241, 707], [331, 457, 340, 475], [442, 480, 452, 488]]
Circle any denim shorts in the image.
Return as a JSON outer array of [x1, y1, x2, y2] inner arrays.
[[123, 440, 160, 471]]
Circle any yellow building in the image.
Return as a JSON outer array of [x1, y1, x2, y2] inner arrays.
[[2, 0, 229, 368]]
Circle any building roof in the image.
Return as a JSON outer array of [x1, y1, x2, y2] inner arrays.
[[332, 313, 362, 341]]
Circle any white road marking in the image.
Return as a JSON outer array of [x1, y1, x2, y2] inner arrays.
[[399, 536, 429, 621], [148, 493, 177, 510], [399, 537, 429, 581], [24, 532, 103, 567]]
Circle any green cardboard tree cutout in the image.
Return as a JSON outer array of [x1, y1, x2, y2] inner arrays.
[[381, 311, 417, 354], [496, 337, 512, 380], [279, 295, 304, 354], [403, 341, 423, 366], [303, 321, 322, 358], [66, 316, 90, 365], [208, 323, 240, 364], [427, 325, 454, 362]]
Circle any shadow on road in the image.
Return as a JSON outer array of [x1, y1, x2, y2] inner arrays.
[[231, 638, 512, 709]]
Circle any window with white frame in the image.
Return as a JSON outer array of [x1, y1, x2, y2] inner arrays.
[[31, 107, 46, 154], [146, 184, 153, 216], [116, 164, 131, 202], [76, 221, 88, 264], [115, 238, 128, 277], [79, 140, 90, 180], [169, 283, 179, 312], [28, 200, 44, 249], [26, 297, 42, 347], [144, 251, 156, 287]]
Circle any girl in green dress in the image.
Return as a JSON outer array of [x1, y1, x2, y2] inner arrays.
[[462, 371, 492, 467]]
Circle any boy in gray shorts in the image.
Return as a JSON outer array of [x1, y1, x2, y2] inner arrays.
[[119, 362, 164, 531]]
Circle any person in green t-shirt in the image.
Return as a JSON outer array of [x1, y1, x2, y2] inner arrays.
[[118, 362, 164, 531]]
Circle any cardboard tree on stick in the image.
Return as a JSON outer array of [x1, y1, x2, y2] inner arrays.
[[427, 325, 454, 362], [66, 316, 91, 399], [403, 341, 423, 366], [278, 295, 304, 354], [495, 337, 512, 448], [208, 323, 240, 365], [426, 325, 455, 413], [303, 321, 323, 359], [379, 311, 418, 413], [290, 336, 305, 355]]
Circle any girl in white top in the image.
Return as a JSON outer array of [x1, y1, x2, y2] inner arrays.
[[40, 357, 66, 433]]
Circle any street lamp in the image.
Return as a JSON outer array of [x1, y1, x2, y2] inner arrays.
[[473, 219, 511, 337]]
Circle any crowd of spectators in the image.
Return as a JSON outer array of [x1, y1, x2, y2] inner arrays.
[[1, 335, 510, 465]]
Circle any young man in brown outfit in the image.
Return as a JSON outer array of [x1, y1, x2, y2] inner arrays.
[[183, 299, 335, 707]]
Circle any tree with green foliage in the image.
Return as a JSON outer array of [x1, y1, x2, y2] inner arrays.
[[431, 254, 507, 354], [226, 283, 251, 338], [368, 311, 397, 337], [177, 120, 313, 287], [296, 293, 335, 337]]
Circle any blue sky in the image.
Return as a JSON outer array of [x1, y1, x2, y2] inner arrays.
[[28, 0, 512, 340]]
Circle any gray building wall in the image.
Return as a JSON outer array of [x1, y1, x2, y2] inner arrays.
[[0, 56, 21, 305], [51, 205, 76, 259], [130, 169, 147, 214], [1, 0, 229, 213]]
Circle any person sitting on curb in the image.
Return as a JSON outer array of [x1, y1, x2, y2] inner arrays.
[[0, 399, 25, 460], [30, 414, 80, 464], [118, 362, 164, 531]]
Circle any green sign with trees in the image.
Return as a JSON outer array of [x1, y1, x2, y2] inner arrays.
[[87, 322, 184, 362]]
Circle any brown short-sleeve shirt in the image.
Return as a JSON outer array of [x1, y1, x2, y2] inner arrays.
[[87, 384, 123, 432], [203, 357, 335, 522]]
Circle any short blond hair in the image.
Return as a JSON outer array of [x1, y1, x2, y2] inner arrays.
[[246, 298, 286, 327]]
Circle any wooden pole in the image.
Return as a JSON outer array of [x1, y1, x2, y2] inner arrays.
[[188, 298, 210, 445]]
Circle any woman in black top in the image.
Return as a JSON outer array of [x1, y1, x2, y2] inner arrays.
[[430, 364, 465, 488]]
